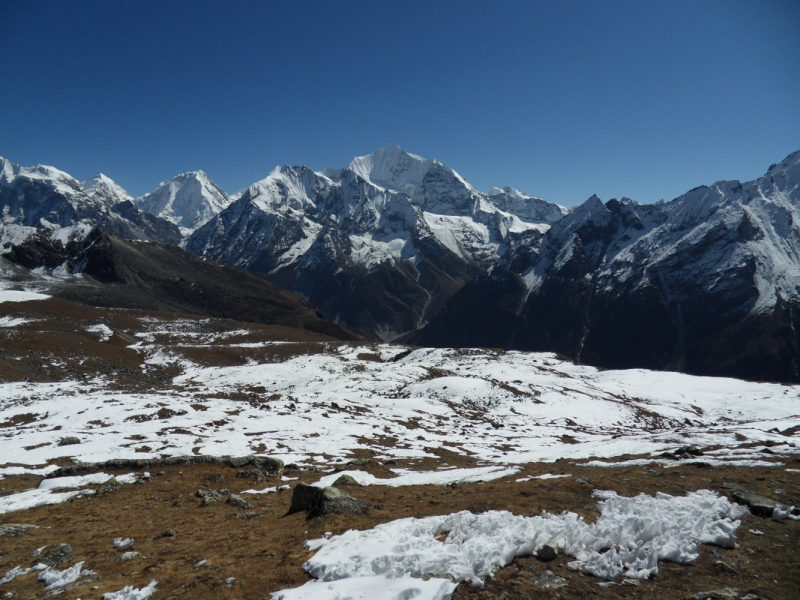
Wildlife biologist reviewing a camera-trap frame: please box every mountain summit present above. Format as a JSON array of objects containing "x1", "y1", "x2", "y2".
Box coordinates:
[{"x1": 135, "y1": 170, "x2": 231, "y2": 234}]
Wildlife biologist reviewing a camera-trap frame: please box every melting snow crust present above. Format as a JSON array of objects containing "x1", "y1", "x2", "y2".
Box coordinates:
[{"x1": 273, "y1": 489, "x2": 747, "y2": 600}]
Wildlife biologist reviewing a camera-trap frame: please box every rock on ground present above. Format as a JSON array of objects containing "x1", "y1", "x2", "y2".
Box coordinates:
[{"x1": 287, "y1": 483, "x2": 371, "y2": 518}]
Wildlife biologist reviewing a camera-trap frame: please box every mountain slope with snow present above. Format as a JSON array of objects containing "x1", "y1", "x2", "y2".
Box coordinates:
[
  {"x1": 0, "y1": 157, "x2": 182, "y2": 257},
  {"x1": 135, "y1": 170, "x2": 231, "y2": 234},
  {"x1": 414, "y1": 149, "x2": 800, "y2": 383},
  {"x1": 187, "y1": 146, "x2": 565, "y2": 340}
]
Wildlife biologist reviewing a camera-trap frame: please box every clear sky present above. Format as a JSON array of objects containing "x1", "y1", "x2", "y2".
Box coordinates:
[{"x1": 1, "y1": 1, "x2": 798, "y2": 206}]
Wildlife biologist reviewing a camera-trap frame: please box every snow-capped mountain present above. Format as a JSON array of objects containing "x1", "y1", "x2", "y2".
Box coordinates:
[
  {"x1": 487, "y1": 186, "x2": 569, "y2": 224},
  {"x1": 80, "y1": 173, "x2": 134, "y2": 205},
  {"x1": 187, "y1": 145, "x2": 566, "y2": 340},
  {"x1": 0, "y1": 157, "x2": 181, "y2": 259},
  {"x1": 413, "y1": 149, "x2": 800, "y2": 383},
  {"x1": 135, "y1": 170, "x2": 231, "y2": 235}
]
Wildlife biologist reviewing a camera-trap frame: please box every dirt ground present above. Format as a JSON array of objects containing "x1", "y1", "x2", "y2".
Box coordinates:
[{"x1": 1, "y1": 457, "x2": 798, "y2": 600}]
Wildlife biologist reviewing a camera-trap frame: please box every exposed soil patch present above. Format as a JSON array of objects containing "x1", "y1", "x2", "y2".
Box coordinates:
[{"x1": 0, "y1": 461, "x2": 798, "y2": 599}]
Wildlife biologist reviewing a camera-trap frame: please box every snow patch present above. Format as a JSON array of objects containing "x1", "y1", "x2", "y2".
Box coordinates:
[{"x1": 274, "y1": 489, "x2": 745, "y2": 599}]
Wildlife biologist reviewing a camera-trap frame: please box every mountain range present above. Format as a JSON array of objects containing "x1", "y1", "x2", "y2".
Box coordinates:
[{"x1": 2, "y1": 145, "x2": 799, "y2": 382}]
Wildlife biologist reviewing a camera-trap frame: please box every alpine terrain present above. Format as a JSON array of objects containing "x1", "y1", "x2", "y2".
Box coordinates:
[
  {"x1": 413, "y1": 150, "x2": 800, "y2": 383},
  {"x1": 186, "y1": 144, "x2": 566, "y2": 340}
]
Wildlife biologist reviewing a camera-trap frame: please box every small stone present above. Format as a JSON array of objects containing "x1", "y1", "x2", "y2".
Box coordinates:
[
  {"x1": 39, "y1": 543, "x2": 73, "y2": 567},
  {"x1": 537, "y1": 545, "x2": 558, "y2": 561},
  {"x1": 748, "y1": 529, "x2": 764, "y2": 535},
  {"x1": 192, "y1": 559, "x2": 208, "y2": 569},
  {"x1": 713, "y1": 561, "x2": 739, "y2": 575},
  {"x1": 96, "y1": 477, "x2": 121, "y2": 496},
  {"x1": 333, "y1": 474, "x2": 361, "y2": 486},
  {"x1": 688, "y1": 589, "x2": 749, "y2": 600},
  {"x1": 621, "y1": 578, "x2": 640, "y2": 586},
  {"x1": 0, "y1": 524, "x2": 38, "y2": 537},
  {"x1": 58, "y1": 436, "x2": 81, "y2": 446},
  {"x1": 224, "y1": 577, "x2": 236, "y2": 588},
  {"x1": 598, "y1": 581, "x2": 618, "y2": 588},
  {"x1": 575, "y1": 477, "x2": 591, "y2": 484},
  {"x1": 4, "y1": 592, "x2": 19, "y2": 598},
  {"x1": 238, "y1": 511, "x2": 260, "y2": 521},
  {"x1": 153, "y1": 528, "x2": 177, "y2": 540},
  {"x1": 227, "y1": 494, "x2": 254, "y2": 510},
  {"x1": 157, "y1": 471, "x2": 166, "y2": 476},
  {"x1": 530, "y1": 570, "x2": 568, "y2": 589},
  {"x1": 119, "y1": 551, "x2": 141, "y2": 564},
  {"x1": 237, "y1": 468, "x2": 265, "y2": 482}
]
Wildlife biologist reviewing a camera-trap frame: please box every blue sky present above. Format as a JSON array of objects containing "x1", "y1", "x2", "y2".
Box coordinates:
[{"x1": 1, "y1": 1, "x2": 798, "y2": 206}]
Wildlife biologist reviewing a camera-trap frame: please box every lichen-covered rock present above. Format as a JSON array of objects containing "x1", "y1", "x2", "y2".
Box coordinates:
[
  {"x1": 196, "y1": 489, "x2": 224, "y2": 506},
  {"x1": 334, "y1": 474, "x2": 361, "y2": 486},
  {"x1": 38, "y1": 544, "x2": 73, "y2": 567},
  {"x1": 153, "y1": 529, "x2": 177, "y2": 540},
  {"x1": 119, "y1": 551, "x2": 142, "y2": 564},
  {"x1": 287, "y1": 483, "x2": 371, "y2": 518},
  {"x1": 237, "y1": 468, "x2": 265, "y2": 482},
  {"x1": 0, "y1": 524, "x2": 38, "y2": 537},
  {"x1": 252, "y1": 456, "x2": 284, "y2": 478},
  {"x1": 96, "y1": 477, "x2": 121, "y2": 496},
  {"x1": 227, "y1": 494, "x2": 254, "y2": 510}
]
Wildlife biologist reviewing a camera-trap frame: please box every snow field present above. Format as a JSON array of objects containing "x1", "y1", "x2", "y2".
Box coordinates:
[
  {"x1": 273, "y1": 489, "x2": 747, "y2": 600},
  {"x1": 0, "y1": 342, "x2": 798, "y2": 468}
]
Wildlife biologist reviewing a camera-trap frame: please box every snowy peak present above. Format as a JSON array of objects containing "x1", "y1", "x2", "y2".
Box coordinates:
[
  {"x1": 0, "y1": 156, "x2": 81, "y2": 196},
  {"x1": 136, "y1": 170, "x2": 231, "y2": 233},
  {"x1": 80, "y1": 174, "x2": 133, "y2": 205},
  {"x1": 243, "y1": 164, "x2": 329, "y2": 214},
  {"x1": 347, "y1": 144, "x2": 436, "y2": 198}
]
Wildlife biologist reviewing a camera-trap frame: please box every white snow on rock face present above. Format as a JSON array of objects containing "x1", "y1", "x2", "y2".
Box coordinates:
[
  {"x1": 272, "y1": 489, "x2": 746, "y2": 599},
  {"x1": 135, "y1": 170, "x2": 230, "y2": 234}
]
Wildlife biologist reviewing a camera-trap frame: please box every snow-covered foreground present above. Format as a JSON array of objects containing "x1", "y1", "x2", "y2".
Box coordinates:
[
  {"x1": 272, "y1": 489, "x2": 748, "y2": 600},
  {"x1": 1, "y1": 331, "x2": 799, "y2": 468}
]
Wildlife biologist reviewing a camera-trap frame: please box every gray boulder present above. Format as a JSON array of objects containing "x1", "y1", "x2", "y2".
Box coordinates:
[
  {"x1": 0, "y1": 524, "x2": 38, "y2": 537},
  {"x1": 38, "y1": 544, "x2": 73, "y2": 567},
  {"x1": 287, "y1": 483, "x2": 371, "y2": 518},
  {"x1": 96, "y1": 477, "x2": 121, "y2": 496},
  {"x1": 196, "y1": 489, "x2": 225, "y2": 506},
  {"x1": 227, "y1": 494, "x2": 254, "y2": 510},
  {"x1": 237, "y1": 468, "x2": 265, "y2": 482},
  {"x1": 730, "y1": 488, "x2": 798, "y2": 518}
]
